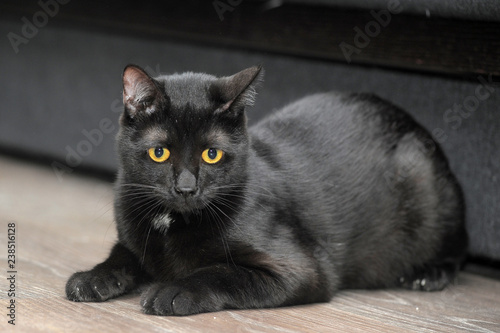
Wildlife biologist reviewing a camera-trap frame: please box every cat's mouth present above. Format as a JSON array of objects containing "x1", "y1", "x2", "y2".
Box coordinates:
[{"x1": 169, "y1": 195, "x2": 208, "y2": 214}]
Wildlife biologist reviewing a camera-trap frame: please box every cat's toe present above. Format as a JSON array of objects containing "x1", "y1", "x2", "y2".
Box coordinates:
[
  {"x1": 141, "y1": 284, "x2": 203, "y2": 316},
  {"x1": 66, "y1": 270, "x2": 127, "y2": 302},
  {"x1": 141, "y1": 283, "x2": 174, "y2": 315},
  {"x1": 141, "y1": 283, "x2": 167, "y2": 315},
  {"x1": 66, "y1": 271, "x2": 103, "y2": 301},
  {"x1": 171, "y1": 290, "x2": 202, "y2": 316},
  {"x1": 399, "y1": 263, "x2": 458, "y2": 292}
]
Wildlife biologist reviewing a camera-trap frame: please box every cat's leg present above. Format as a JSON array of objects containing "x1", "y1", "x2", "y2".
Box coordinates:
[
  {"x1": 66, "y1": 242, "x2": 149, "y2": 302},
  {"x1": 141, "y1": 263, "x2": 327, "y2": 316},
  {"x1": 398, "y1": 214, "x2": 467, "y2": 292}
]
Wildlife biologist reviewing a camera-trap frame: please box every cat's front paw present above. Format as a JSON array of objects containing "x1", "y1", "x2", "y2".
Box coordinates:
[
  {"x1": 66, "y1": 268, "x2": 132, "y2": 302},
  {"x1": 141, "y1": 283, "x2": 217, "y2": 316}
]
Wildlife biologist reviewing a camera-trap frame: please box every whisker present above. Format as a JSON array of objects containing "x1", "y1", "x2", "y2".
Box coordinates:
[{"x1": 204, "y1": 199, "x2": 235, "y2": 266}]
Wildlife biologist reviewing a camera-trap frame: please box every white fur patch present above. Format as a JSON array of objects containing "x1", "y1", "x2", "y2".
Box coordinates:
[
  {"x1": 145, "y1": 106, "x2": 156, "y2": 114},
  {"x1": 152, "y1": 213, "x2": 172, "y2": 234}
]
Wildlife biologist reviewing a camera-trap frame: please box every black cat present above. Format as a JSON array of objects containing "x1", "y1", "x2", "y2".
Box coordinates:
[{"x1": 66, "y1": 65, "x2": 468, "y2": 316}]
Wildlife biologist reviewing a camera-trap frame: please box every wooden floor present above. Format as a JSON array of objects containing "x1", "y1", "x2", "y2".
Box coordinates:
[{"x1": 1, "y1": 155, "x2": 499, "y2": 333}]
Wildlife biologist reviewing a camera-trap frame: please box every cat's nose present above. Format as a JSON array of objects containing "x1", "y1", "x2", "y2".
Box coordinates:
[
  {"x1": 175, "y1": 186, "x2": 197, "y2": 197},
  {"x1": 175, "y1": 170, "x2": 198, "y2": 197}
]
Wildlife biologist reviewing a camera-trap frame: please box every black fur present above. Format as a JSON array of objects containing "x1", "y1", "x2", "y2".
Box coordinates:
[{"x1": 66, "y1": 65, "x2": 468, "y2": 316}]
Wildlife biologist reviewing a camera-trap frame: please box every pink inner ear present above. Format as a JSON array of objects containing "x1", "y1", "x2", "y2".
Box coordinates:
[
  {"x1": 123, "y1": 66, "x2": 149, "y2": 100},
  {"x1": 219, "y1": 99, "x2": 234, "y2": 113}
]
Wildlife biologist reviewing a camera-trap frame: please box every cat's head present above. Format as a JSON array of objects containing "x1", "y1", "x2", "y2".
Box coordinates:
[{"x1": 116, "y1": 64, "x2": 263, "y2": 214}]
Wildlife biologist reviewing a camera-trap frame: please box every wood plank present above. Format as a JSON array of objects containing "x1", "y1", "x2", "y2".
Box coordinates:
[{"x1": 1, "y1": 155, "x2": 499, "y2": 332}]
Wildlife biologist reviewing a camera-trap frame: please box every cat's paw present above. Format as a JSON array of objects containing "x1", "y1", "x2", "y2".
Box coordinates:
[
  {"x1": 66, "y1": 268, "x2": 132, "y2": 302},
  {"x1": 141, "y1": 283, "x2": 215, "y2": 316},
  {"x1": 399, "y1": 264, "x2": 458, "y2": 292}
]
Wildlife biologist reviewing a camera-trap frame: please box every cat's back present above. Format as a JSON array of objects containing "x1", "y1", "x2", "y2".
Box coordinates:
[{"x1": 249, "y1": 91, "x2": 412, "y2": 164}]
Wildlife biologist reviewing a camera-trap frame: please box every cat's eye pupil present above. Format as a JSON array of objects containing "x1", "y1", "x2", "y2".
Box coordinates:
[
  {"x1": 207, "y1": 148, "x2": 218, "y2": 160},
  {"x1": 154, "y1": 148, "x2": 164, "y2": 158}
]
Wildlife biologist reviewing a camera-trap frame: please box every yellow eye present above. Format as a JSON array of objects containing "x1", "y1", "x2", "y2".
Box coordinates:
[
  {"x1": 202, "y1": 148, "x2": 224, "y2": 164},
  {"x1": 148, "y1": 147, "x2": 170, "y2": 163}
]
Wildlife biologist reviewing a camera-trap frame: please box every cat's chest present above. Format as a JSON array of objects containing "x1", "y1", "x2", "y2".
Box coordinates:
[{"x1": 138, "y1": 223, "x2": 230, "y2": 280}]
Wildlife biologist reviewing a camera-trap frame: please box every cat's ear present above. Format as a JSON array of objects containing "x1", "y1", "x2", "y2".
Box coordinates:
[
  {"x1": 212, "y1": 65, "x2": 264, "y2": 116},
  {"x1": 122, "y1": 64, "x2": 163, "y2": 119}
]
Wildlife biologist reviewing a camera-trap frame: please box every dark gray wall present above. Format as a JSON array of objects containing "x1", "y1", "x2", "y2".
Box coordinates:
[{"x1": 1, "y1": 19, "x2": 498, "y2": 260}]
